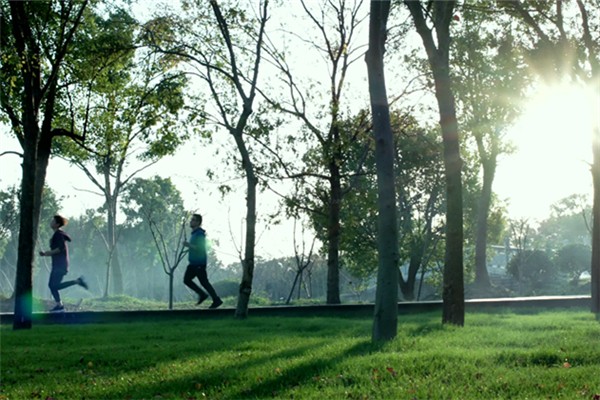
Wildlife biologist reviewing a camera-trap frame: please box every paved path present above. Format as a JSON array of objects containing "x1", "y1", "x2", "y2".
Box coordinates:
[{"x1": 0, "y1": 295, "x2": 591, "y2": 325}]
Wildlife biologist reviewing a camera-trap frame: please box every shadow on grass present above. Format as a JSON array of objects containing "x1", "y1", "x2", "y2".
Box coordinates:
[
  {"x1": 93, "y1": 338, "x2": 382, "y2": 399},
  {"x1": 231, "y1": 339, "x2": 383, "y2": 398}
]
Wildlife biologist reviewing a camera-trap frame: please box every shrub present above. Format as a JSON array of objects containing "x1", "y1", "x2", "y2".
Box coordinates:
[
  {"x1": 554, "y1": 243, "x2": 591, "y2": 283},
  {"x1": 212, "y1": 280, "x2": 239, "y2": 298},
  {"x1": 507, "y1": 250, "x2": 557, "y2": 289}
]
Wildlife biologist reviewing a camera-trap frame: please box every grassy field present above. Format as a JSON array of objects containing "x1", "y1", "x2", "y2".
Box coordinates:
[{"x1": 1, "y1": 309, "x2": 599, "y2": 399}]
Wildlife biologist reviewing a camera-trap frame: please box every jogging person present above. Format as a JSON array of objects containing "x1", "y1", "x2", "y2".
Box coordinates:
[
  {"x1": 39, "y1": 215, "x2": 88, "y2": 312},
  {"x1": 183, "y1": 213, "x2": 222, "y2": 309}
]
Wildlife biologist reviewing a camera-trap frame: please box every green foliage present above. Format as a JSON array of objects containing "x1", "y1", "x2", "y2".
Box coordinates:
[
  {"x1": 50, "y1": 4, "x2": 189, "y2": 174},
  {"x1": 1, "y1": 1, "x2": 85, "y2": 127},
  {"x1": 320, "y1": 110, "x2": 446, "y2": 285},
  {"x1": 500, "y1": 0, "x2": 599, "y2": 83},
  {"x1": 212, "y1": 279, "x2": 239, "y2": 298},
  {"x1": 534, "y1": 194, "x2": 592, "y2": 252},
  {"x1": 554, "y1": 244, "x2": 592, "y2": 282},
  {"x1": 121, "y1": 176, "x2": 188, "y2": 282},
  {"x1": 122, "y1": 176, "x2": 185, "y2": 226},
  {"x1": 1, "y1": 310, "x2": 598, "y2": 399},
  {"x1": 507, "y1": 250, "x2": 557, "y2": 289}
]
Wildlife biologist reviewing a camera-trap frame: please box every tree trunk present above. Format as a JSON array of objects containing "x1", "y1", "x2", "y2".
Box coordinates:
[
  {"x1": 399, "y1": 242, "x2": 424, "y2": 301},
  {"x1": 13, "y1": 119, "x2": 52, "y2": 329},
  {"x1": 168, "y1": 271, "x2": 174, "y2": 310},
  {"x1": 326, "y1": 162, "x2": 342, "y2": 304},
  {"x1": 286, "y1": 271, "x2": 301, "y2": 305},
  {"x1": 234, "y1": 132, "x2": 258, "y2": 319},
  {"x1": 103, "y1": 167, "x2": 123, "y2": 296},
  {"x1": 108, "y1": 198, "x2": 123, "y2": 295},
  {"x1": 367, "y1": 0, "x2": 399, "y2": 342},
  {"x1": 437, "y1": 71, "x2": 465, "y2": 326},
  {"x1": 13, "y1": 147, "x2": 38, "y2": 330},
  {"x1": 474, "y1": 158, "x2": 495, "y2": 288},
  {"x1": 406, "y1": 0, "x2": 464, "y2": 326}
]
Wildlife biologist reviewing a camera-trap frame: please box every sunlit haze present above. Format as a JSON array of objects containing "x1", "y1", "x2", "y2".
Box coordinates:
[{"x1": 494, "y1": 82, "x2": 596, "y2": 221}]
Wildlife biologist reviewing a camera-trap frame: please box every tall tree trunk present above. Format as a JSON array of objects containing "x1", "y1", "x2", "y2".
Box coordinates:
[
  {"x1": 11, "y1": 0, "x2": 43, "y2": 329},
  {"x1": 437, "y1": 70, "x2": 465, "y2": 326},
  {"x1": 107, "y1": 202, "x2": 123, "y2": 295},
  {"x1": 367, "y1": 0, "x2": 399, "y2": 342},
  {"x1": 206, "y1": 0, "x2": 266, "y2": 319},
  {"x1": 103, "y1": 166, "x2": 123, "y2": 296},
  {"x1": 474, "y1": 158, "x2": 495, "y2": 288},
  {"x1": 169, "y1": 272, "x2": 174, "y2": 310},
  {"x1": 234, "y1": 132, "x2": 258, "y2": 319},
  {"x1": 13, "y1": 147, "x2": 38, "y2": 330},
  {"x1": 406, "y1": 0, "x2": 464, "y2": 326},
  {"x1": 326, "y1": 162, "x2": 342, "y2": 304},
  {"x1": 14, "y1": 122, "x2": 52, "y2": 329}
]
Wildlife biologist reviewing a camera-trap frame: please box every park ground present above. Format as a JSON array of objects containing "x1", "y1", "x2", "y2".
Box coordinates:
[{"x1": 1, "y1": 308, "x2": 599, "y2": 399}]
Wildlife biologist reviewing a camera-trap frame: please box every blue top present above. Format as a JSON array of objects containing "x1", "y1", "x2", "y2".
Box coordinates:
[{"x1": 188, "y1": 227, "x2": 207, "y2": 266}]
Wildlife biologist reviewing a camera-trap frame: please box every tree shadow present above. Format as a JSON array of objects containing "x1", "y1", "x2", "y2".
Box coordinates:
[{"x1": 94, "y1": 338, "x2": 381, "y2": 399}]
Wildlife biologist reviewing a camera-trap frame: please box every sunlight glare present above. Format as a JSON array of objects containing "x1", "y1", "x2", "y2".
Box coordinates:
[{"x1": 495, "y1": 82, "x2": 597, "y2": 221}]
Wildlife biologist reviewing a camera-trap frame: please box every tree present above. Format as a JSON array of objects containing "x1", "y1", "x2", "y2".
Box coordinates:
[
  {"x1": 284, "y1": 218, "x2": 317, "y2": 304},
  {"x1": 451, "y1": 3, "x2": 527, "y2": 288},
  {"x1": 404, "y1": 0, "x2": 464, "y2": 325},
  {"x1": 499, "y1": 0, "x2": 599, "y2": 313},
  {"x1": 122, "y1": 177, "x2": 188, "y2": 309},
  {"x1": 507, "y1": 249, "x2": 557, "y2": 292},
  {"x1": 1, "y1": 1, "x2": 90, "y2": 329},
  {"x1": 261, "y1": 0, "x2": 369, "y2": 305},
  {"x1": 555, "y1": 244, "x2": 592, "y2": 285},
  {"x1": 366, "y1": 0, "x2": 399, "y2": 341},
  {"x1": 143, "y1": 0, "x2": 270, "y2": 318},
  {"x1": 54, "y1": 9, "x2": 187, "y2": 297},
  {"x1": 334, "y1": 111, "x2": 446, "y2": 301},
  {"x1": 508, "y1": 218, "x2": 535, "y2": 254},
  {"x1": 534, "y1": 194, "x2": 592, "y2": 252}
]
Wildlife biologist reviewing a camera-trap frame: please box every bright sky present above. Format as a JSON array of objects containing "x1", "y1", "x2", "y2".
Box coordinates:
[{"x1": 494, "y1": 82, "x2": 596, "y2": 221}]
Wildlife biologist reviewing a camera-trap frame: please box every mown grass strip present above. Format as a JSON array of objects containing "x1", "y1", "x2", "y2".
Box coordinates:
[{"x1": 1, "y1": 309, "x2": 598, "y2": 399}]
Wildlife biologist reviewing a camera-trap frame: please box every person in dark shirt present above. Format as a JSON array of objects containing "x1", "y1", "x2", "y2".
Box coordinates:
[
  {"x1": 39, "y1": 215, "x2": 88, "y2": 312},
  {"x1": 183, "y1": 213, "x2": 222, "y2": 309}
]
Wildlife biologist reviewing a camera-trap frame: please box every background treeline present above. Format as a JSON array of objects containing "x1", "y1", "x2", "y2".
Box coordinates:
[
  {"x1": 0, "y1": 181, "x2": 591, "y2": 309},
  {"x1": 0, "y1": 1, "x2": 596, "y2": 316}
]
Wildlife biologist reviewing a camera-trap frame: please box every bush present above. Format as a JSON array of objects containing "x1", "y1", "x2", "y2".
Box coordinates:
[
  {"x1": 212, "y1": 280, "x2": 239, "y2": 298},
  {"x1": 554, "y1": 243, "x2": 591, "y2": 283},
  {"x1": 507, "y1": 250, "x2": 557, "y2": 289}
]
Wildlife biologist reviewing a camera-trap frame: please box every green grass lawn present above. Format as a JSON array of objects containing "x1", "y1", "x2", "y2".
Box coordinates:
[{"x1": 1, "y1": 309, "x2": 599, "y2": 399}]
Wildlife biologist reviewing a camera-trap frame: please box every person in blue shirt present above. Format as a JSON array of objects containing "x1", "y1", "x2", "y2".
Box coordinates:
[
  {"x1": 183, "y1": 213, "x2": 222, "y2": 309},
  {"x1": 39, "y1": 215, "x2": 88, "y2": 312}
]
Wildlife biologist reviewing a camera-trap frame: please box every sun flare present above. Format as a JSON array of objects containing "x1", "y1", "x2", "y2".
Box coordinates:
[
  {"x1": 495, "y1": 82, "x2": 597, "y2": 220},
  {"x1": 515, "y1": 83, "x2": 596, "y2": 162}
]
